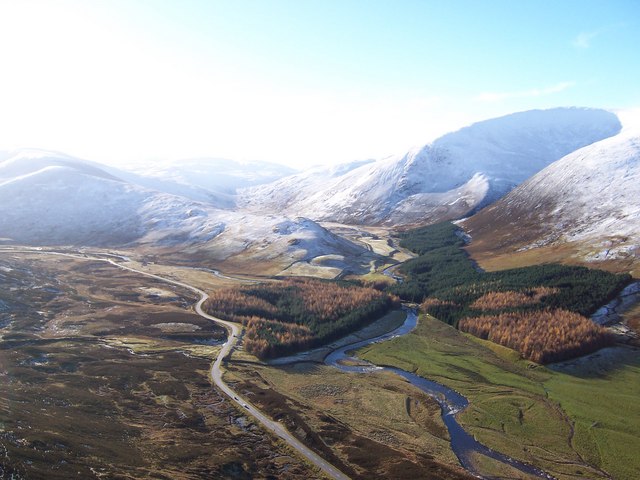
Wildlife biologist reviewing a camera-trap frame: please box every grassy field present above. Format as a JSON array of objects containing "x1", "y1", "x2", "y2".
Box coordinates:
[
  {"x1": 224, "y1": 310, "x2": 475, "y2": 479},
  {"x1": 546, "y1": 347, "x2": 640, "y2": 480},
  {"x1": 358, "y1": 314, "x2": 640, "y2": 480},
  {"x1": 355, "y1": 271, "x2": 398, "y2": 286}
]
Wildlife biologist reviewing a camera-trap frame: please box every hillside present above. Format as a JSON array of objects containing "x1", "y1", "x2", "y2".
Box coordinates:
[
  {"x1": 0, "y1": 151, "x2": 224, "y2": 246},
  {"x1": 240, "y1": 108, "x2": 621, "y2": 226},
  {"x1": 389, "y1": 222, "x2": 630, "y2": 363},
  {"x1": 462, "y1": 115, "x2": 640, "y2": 274},
  {"x1": 0, "y1": 150, "x2": 374, "y2": 276}
]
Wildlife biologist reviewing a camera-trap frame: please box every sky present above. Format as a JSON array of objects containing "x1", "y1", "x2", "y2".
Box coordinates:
[{"x1": 0, "y1": 0, "x2": 638, "y2": 169}]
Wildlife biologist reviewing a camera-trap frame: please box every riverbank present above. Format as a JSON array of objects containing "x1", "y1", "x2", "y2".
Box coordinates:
[
  {"x1": 226, "y1": 349, "x2": 472, "y2": 479},
  {"x1": 328, "y1": 310, "x2": 554, "y2": 480},
  {"x1": 268, "y1": 309, "x2": 408, "y2": 365},
  {"x1": 359, "y1": 314, "x2": 640, "y2": 480}
]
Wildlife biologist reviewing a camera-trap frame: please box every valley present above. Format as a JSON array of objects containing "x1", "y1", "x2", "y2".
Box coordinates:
[
  {"x1": 2, "y1": 221, "x2": 639, "y2": 479},
  {"x1": 2, "y1": 0, "x2": 640, "y2": 475},
  {"x1": 359, "y1": 315, "x2": 640, "y2": 480},
  {"x1": 2, "y1": 107, "x2": 640, "y2": 480}
]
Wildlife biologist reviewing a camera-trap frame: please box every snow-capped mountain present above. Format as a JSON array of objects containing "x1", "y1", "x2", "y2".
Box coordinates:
[
  {"x1": 240, "y1": 108, "x2": 622, "y2": 226},
  {"x1": 0, "y1": 149, "x2": 121, "y2": 182},
  {"x1": 0, "y1": 151, "x2": 373, "y2": 276},
  {"x1": 1, "y1": 107, "x2": 633, "y2": 274},
  {"x1": 110, "y1": 158, "x2": 296, "y2": 207},
  {"x1": 0, "y1": 151, "x2": 225, "y2": 246},
  {"x1": 462, "y1": 114, "x2": 640, "y2": 268}
]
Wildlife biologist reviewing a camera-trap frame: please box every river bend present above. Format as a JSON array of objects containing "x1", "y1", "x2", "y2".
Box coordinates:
[{"x1": 325, "y1": 307, "x2": 555, "y2": 480}]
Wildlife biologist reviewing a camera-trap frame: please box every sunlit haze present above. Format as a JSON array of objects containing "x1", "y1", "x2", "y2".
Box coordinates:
[{"x1": 0, "y1": 0, "x2": 638, "y2": 168}]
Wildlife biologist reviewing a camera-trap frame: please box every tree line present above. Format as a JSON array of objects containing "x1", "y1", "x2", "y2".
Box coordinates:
[{"x1": 469, "y1": 287, "x2": 559, "y2": 310}]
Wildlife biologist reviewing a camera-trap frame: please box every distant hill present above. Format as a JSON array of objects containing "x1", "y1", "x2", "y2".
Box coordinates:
[
  {"x1": 240, "y1": 108, "x2": 621, "y2": 226},
  {"x1": 113, "y1": 157, "x2": 296, "y2": 207},
  {"x1": 0, "y1": 150, "x2": 223, "y2": 246},
  {"x1": 0, "y1": 150, "x2": 373, "y2": 276}
]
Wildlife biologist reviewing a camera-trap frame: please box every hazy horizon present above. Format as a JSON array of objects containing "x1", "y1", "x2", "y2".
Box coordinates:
[{"x1": 1, "y1": 0, "x2": 638, "y2": 169}]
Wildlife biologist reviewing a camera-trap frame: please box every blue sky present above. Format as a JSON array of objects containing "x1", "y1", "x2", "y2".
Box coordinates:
[{"x1": 0, "y1": 0, "x2": 638, "y2": 167}]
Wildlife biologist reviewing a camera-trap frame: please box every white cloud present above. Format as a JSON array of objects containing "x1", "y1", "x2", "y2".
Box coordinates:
[
  {"x1": 572, "y1": 23, "x2": 625, "y2": 49},
  {"x1": 475, "y1": 82, "x2": 575, "y2": 103},
  {"x1": 572, "y1": 31, "x2": 599, "y2": 49}
]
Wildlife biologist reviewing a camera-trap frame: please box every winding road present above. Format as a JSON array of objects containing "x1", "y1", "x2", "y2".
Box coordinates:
[{"x1": 0, "y1": 247, "x2": 350, "y2": 480}]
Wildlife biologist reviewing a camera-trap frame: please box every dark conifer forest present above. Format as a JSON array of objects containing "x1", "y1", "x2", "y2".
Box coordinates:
[{"x1": 391, "y1": 222, "x2": 630, "y2": 363}]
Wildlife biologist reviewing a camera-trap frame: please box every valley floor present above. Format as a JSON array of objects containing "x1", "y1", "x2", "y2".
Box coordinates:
[
  {"x1": 0, "y1": 251, "x2": 317, "y2": 479},
  {"x1": 359, "y1": 315, "x2": 640, "y2": 480},
  {"x1": 2, "y1": 232, "x2": 639, "y2": 480}
]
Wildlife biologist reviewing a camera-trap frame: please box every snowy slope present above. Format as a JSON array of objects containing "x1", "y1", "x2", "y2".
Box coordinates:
[
  {"x1": 0, "y1": 149, "x2": 122, "y2": 182},
  {"x1": 240, "y1": 108, "x2": 622, "y2": 225},
  {"x1": 0, "y1": 152, "x2": 224, "y2": 245},
  {"x1": 196, "y1": 214, "x2": 373, "y2": 276},
  {"x1": 462, "y1": 115, "x2": 640, "y2": 266},
  {"x1": 110, "y1": 157, "x2": 296, "y2": 207},
  {"x1": 134, "y1": 157, "x2": 296, "y2": 192},
  {"x1": 0, "y1": 150, "x2": 371, "y2": 275}
]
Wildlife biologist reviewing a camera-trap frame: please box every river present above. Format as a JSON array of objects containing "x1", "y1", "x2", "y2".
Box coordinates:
[{"x1": 325, "y1": 307, "x2": 555, "y2": 480}]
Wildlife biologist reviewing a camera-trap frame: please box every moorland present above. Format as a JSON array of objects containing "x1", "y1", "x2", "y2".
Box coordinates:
[{"x1": 1, "y1": 220, "x2": 639, "y2": 480}]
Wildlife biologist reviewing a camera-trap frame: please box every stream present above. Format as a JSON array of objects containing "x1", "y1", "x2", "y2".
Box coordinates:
[
  {"x1": 325, "y1": 307, "x2": 555, "y2": 480},
  {"x1": 590, "y1": 281, "x2": 640, "y2": 340}
]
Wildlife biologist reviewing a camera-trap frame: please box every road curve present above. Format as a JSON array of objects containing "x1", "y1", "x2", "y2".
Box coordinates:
[{"x1": 0, "y1": 247, "x2": 350, "y2": 480}]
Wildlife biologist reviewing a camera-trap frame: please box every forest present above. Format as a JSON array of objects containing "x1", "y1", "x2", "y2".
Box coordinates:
[
  {"x1": 391, "y1": 222, "x2": 630, "y2": 363},
  {"x1": 459, "y1": 309, "x2": 613, "y2": 363},
  {"x1": 204, "y1": 278, "x2": 397, "y2": 359}
]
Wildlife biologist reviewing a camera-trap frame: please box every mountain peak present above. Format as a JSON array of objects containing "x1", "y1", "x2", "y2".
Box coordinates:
[{"x1": 241, "y1": 107, "x2": 622, "y2": 226}]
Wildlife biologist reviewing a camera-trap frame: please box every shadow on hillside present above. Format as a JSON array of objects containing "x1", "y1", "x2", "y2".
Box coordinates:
[{"x1": 547, "y1": 344, "x2": 640, "y2": 378}]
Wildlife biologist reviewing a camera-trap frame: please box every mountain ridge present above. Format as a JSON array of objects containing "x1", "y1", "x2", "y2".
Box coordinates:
[
  {"x1": 2, "y1": 107, "x2": 636, "y2": 273},
  {"x1": 462, "y1": 123, "x2": 640, "y2": 273},
  {"x1": 0, "y1": 151, "x2": 375, "y2": 277},
  {"x1": 239, "y1": 107, "x2": 622, "y2": 226}
]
